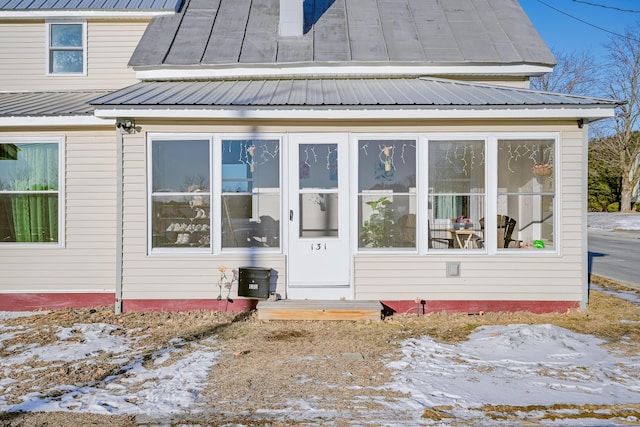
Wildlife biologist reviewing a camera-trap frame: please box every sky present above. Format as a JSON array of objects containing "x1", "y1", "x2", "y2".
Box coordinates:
[{"x1": 519, "y1": 0, "x2": 640, "y2": 60}]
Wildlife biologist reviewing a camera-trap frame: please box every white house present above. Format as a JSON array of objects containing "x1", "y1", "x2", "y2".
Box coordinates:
[{"x1": 0, "y1": 0, "x2": 619, "y2": 314}]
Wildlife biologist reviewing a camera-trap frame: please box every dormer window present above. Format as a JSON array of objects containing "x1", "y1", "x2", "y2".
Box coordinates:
[{"x1": 46, "y1": 22, "x2": 86, "y2": 75}]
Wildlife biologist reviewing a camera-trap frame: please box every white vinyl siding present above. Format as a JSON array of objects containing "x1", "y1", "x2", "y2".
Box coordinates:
[
  {"x1": 0, "y1": 20, "x2": 146, "y2": 91},
  {"x1": 0, "y1": 129, "x2": 117, "y2": 293},
  {"x1": 114, "y1": 121, "x2": 583, "y2": 306},
  {"x1": 122, "y1": 131, "x2": 287, "y2": 301},
  {"x1": 354, "y1": 126, "x2": 584, "y2": 305}
]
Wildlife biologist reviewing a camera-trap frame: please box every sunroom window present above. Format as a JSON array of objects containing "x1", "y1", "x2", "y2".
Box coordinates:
[
  {"x1": 221, "y1": 139, "x2": 280, "y2": 249},
  {"x1": 497, "y1": 139, "x2": 555, "y2": 250},
  {"x1": 0, "y1": 142, "x2": 60, "y2": 243},
  {"x1": 358, "y1": 139, "x2": 417, "y2": 249},
  {"x1": 151, "y1": 140, "x2": 210, "y2": 250},
  {"x1": 428, "y1": 140, "x2": 486, "y2": 250},
  {"x1": 47, "y1": 22, "x2": 85, "y2": 74}
]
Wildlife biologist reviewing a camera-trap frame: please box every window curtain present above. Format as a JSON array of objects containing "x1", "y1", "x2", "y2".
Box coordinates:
[
  {"x1": 436, "y1": 196, "x2": 456, "y2": 220},
  {"x1": 8, "y1": 144, "x2": 58, "y2": 242}
]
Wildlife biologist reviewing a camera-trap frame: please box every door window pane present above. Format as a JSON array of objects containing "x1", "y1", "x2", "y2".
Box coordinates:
[
  {"x1": 299, "y1": 144, "x2": 338, "y2": 189},
  {"x1": 358, "y1": 140, "x2": 416, "y2": 249},
  {"x1": 221, "y1": 139, "x2": 280, "y2": 248},
  {"x1": 497, "y1": 139, "x2": 555, "y2": 250},
  {"x1": 298, "y1": 144, "x2": 339, "y2": 238},
  {"x1": 299, "y1": 193, "x2": 338, "y2": 237}
]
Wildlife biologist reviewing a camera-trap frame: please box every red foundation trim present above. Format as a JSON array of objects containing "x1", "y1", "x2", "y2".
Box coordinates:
[
  {"x1": 382, "y1": 300, "x2": 580, "y2": 315},
  {"x1": 122, "y1": 298, "x2": 258, "y2": 313},
  {"x1": 0, "y1": 293, "x2": 115, "y2": 311}
]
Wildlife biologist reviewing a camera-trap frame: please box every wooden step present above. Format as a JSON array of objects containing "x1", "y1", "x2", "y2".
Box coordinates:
[{"x1": 256, "y1": 300, "x2": 382, "y2": 321}]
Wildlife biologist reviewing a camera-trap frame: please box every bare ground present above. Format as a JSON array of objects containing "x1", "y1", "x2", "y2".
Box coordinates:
[{"x1": 1, "y1": 277, "x2": 640, "y2": 426}]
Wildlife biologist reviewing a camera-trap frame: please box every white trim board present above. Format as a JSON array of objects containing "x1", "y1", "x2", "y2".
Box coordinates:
[
  {"x1": 93, "y1": 107, "x2": 614, "y2": 121},
  {"x1": 134, "y1": 64, "x2": 554, "y2": 80}
]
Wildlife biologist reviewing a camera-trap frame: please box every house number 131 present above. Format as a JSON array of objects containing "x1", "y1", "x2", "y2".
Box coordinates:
[{"x1": 311, "y1": 243, "x2": 327, "y2": 251}]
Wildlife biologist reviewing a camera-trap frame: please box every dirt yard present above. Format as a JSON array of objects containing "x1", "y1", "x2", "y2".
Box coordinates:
[{"x1": 2, "y1": 277, "x2": 640, "y2": 426}]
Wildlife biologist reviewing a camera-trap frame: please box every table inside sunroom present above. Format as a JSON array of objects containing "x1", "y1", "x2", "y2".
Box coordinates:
[{"x1": 448, "y1": 228, "x2": 481, "y2": 249}]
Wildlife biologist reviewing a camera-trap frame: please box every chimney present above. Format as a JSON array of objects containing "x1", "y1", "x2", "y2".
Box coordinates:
[{"x1": 279, "y1": 0, "x2": 304, "y2": 37}]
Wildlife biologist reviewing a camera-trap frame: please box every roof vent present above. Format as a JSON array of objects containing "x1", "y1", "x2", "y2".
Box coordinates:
[{"x1": 279, "y1": 0, "x2": 304, "y2": 37}]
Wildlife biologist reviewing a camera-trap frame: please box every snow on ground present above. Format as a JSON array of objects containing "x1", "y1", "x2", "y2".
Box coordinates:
[
  {"x1": 588, "y1": 212, "x2": 640, "y2": 231},
  {"x1": 387, "y1": 325, "x2": 640, "y2": 416},
  {"x1": 2, "y1": 319, "x2": 640, "y2": 425},
  {"x1": 0, "y1": 212, "x2": 639, "y2": 424}
]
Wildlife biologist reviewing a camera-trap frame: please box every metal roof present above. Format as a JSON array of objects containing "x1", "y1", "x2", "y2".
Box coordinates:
[
  {"x1": 0, "y1": 0, "x2": 182, "y2": 12},
  {"x1": 90, "y1": 78, "x2": 618, "y2": 109},
  {"x1": 0, "y1": 91, "x2": 108, "y2": 117},
  {"x1": 129, "y1": 0, "x2": 556, "y2": 68}
]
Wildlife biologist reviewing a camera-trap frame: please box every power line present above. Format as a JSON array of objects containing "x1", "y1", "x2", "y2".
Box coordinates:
[
  {"x1": 571, "y1": 0, "x2": 640, "y2": 14},
  {"x1": 534, "y1": 0, "x2": 640, "y2": 43}
]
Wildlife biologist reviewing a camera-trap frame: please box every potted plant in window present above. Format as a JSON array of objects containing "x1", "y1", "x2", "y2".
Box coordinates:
[
  {"x1": 360, "y1": 196, "x2": 395, "y2": 247},
  {"x1": 451, "y1": 215, "x2": 471, "y2": 230},
  {"x1": 533, "y1": 162, "x2": 552, "y2": 177}
]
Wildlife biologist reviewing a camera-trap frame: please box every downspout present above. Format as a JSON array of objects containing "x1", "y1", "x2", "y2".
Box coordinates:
[
  {"x1": 580, "y1": 119, "x2": 589, "y2": 311},
  {"x1": 115, "y1": 125, "x2": 124, "y2": 314}
]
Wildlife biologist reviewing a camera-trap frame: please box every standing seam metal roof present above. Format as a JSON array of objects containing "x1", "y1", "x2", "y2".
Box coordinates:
[
  {"x1": 0, "y1": 91, "x2": 109, "y2": 116},
  {"x1": 129, "y1": 0, "x2": 556, "y2": 68},
  {"x1": 89, "y1": 78, "x2": 619, "y2": 108},
  {"x1": 0, "y1": 0, "x2": 183, "y2": 11}
]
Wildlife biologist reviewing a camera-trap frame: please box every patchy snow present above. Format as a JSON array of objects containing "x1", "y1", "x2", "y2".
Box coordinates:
[
  {"x1": 0, "y1": 212, "x2": 639, "y2": 424},
  {"x1": 588, "y1": 212, "x2": 640, "y2": 231},
  {"x1": 387, "y1": 325, "x2": 640, "y2": 414},
  {"x1": 1, "y1": 319, "x2": 640, "y2": 425}
]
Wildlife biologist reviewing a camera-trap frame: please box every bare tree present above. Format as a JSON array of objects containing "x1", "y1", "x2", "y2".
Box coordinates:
[
  {"x1": 599, "y1": 26, "x2": 640, "y2": 212},
  {"x1": 531, "y1": 49, "x2": 599, "y2": 95}
]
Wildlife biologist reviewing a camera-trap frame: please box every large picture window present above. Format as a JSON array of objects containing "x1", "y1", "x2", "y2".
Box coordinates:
[
  {"x1": 0, "y1": 142, "x2": 60, "y2": 243},
  {"x1": 47, "y1": 22, "x2": 85, "y2": 74},
  {"x1": 151, "y1": 139, "x2": 210, "y2": 250},
  {"x1": 221, "y1": 139, "x2": 280, "y2": 249},
  {"x1": 497, "y1": 139, "x2": 555, "y2": 250},
  {"x1": 358, "y1": 139, "x2": 417, "y2": 249},
  {"x1": 428, "y1": 140, "x2": 486, "y2": 250}
]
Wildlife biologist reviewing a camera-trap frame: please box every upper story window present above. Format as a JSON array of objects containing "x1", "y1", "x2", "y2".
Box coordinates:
[
  {"x1": 0, "y1": 141, "x2": 62, "y2": 244},
  {"x1": 47, "y1": 22, "x2": 86, "y2": 75}
]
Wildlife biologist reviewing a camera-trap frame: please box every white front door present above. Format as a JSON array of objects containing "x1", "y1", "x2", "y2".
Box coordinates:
[{"x1": 287, "y1": 133, "x2": 351, "y2": 300}]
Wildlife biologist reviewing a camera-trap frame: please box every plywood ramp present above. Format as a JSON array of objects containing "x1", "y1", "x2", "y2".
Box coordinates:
[{"x1": 257, "y1": 300, "x2": 382, "y2": 321}]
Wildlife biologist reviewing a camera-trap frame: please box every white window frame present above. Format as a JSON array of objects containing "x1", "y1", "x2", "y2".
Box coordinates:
[
  {"x1": 0, "y1": 137, "x2": 65, "y2": 247},
  {"x1": 147, "y1": 134, "x2": 213, "y2": 255},
  {"x1": 147, "y1": 133, "x2": 284, "y2": 255},
  {"x1": 45, "y1": 21, "x2": 87, "y2": 76},
  {"x1": 492, "y1": 133, "x2": 559, "y2": 255},
  {"x1": 418, "y1": 132, "x2": 558, "y2": 255},
  {"x1": 216, "y1": 133, "x2": 284, "y2": 254},
  {"x1": 352, "y1": 134, "x2": 420, "y2": 253},
  {"x1": 421, "y1": 134, "x2": 488, "y2": 254}
]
